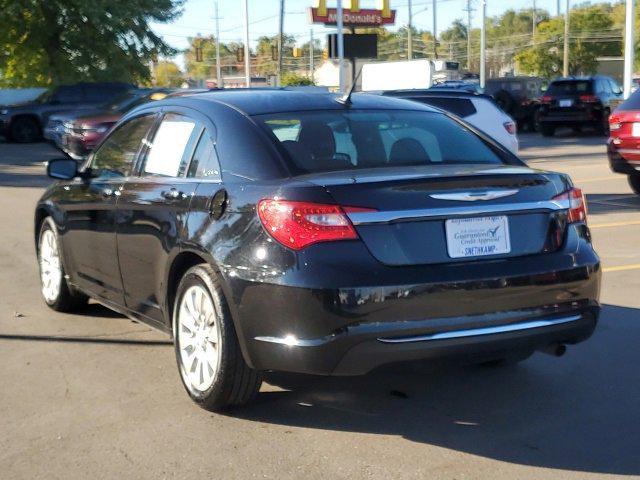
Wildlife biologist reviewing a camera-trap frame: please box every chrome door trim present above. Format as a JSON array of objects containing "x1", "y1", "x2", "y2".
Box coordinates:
[
  {"x1": 376, "y1": 314, "x2": 582, "y2": 343},
  {"x1": 347, "y1": 199, "x2": 570, "y2": 225}
]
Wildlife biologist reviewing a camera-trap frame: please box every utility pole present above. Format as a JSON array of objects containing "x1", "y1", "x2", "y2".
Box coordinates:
[
  {"x1": 557, "y1": 0, "x2": 561, "y2": 16},
  {"x1": 277, "y1": 0, "x2": 284, "y2": 86},
  {"x1": 532, "y1": 0, "x2": 536, "y2": 36},
  {"x1": 408, "y1": 0, "x2": 413, "y2": 60},
  {"x1": 337, "y1": 0, "x2": 345, "y2": 92},
  {"x1": 563, "y1": 0, "x2": 569, "y2": 77},
  {"x1": 215, "y1": 1, "x2": 222, "y2": 88},
  {"x1": 243, "y1": 0, "x2": 250, "y2": 87},
  {"x1": 309, "y1": 29, "x2": 314, "y2": 78},
  {"x1": 623, "y1": 0, "x2": 635, "y2": 99},
  {"x1": 480, "y1": 0, "x2": 486, "y2": 88},
  {"x1": 464, "y1": 0, "x2": 473, "y2": 70},
  {"x1": 432, "y1": 0, "x2": 437, "y2": 59}
]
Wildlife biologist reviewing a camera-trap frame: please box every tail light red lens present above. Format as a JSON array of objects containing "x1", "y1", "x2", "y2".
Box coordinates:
[
  {"x1": 257, "y1": 200, "x2": 373, "y2": 250},
  {"x1": 503, "y1": 121, "x2": 517, "y2": 135},
  {"x1": 552, "y1": 187, "x2": 587, "y2": 224},
  {"x1": 579, "y1": 94, "x2": 598, "y2": 103},
  {"x1": 541, "y1": 95, "x2": 553, "y2": 104}
]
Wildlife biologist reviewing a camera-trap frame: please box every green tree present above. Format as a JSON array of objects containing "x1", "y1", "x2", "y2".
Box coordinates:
[
  {"x1": 0, "y1": 0, "x2": 183, "y2": 87},
  {"x1": 280, "y1": 71, "x2": 314, "y2": 86},
  {"x1": 515, "y1": 4, "x2": 620, "y2": 77},
  {"x1": 154, "y1": 60, "x2": 183, "y2": 87},
  {"x1": 184, "y1": 35, "x2": 234, "y2": 83}
]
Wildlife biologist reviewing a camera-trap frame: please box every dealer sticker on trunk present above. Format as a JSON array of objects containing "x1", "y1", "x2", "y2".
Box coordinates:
[{"x1": 445, "y1": 216, "x2": 511, "y2": 259}]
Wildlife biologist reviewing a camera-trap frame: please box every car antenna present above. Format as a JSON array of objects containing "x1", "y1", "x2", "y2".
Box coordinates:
[{"x1": 337, "y1": 66, "x2": 363, "y2": 106}]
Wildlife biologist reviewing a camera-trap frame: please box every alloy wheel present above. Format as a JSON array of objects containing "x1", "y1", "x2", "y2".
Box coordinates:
[
  {"x1": 177, "y1": 285, "x2": 221, "y2": 393},
  {"x1": 39, "y1": 229, "x2": 62, "y2": 303}
]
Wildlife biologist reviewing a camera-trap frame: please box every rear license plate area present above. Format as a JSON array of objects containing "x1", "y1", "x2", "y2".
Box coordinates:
[{"x1": 445, "y1": 216, "x2": 511, "y2": 259}]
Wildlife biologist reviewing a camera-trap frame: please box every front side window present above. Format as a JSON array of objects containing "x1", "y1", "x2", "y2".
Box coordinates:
[
  {"x1": 255, "y1": 110, "x2": 506, "y2": 175},
  {"x1": 91, "y1": 114, "x2": 155, "y2": 178},
  {"x1": 143, "y1": 114, "x2": 201, "y2": 177}
]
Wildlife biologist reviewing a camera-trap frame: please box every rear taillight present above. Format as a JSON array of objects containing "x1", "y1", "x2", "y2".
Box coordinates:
[
  {"x1": 503, "y1": 121, "x2": 517, "y2": 135},
  {"x1": 552, "y1": 187, "x2": 587, "y2": 224},
  {"x1": 541, "y1": 95, "x2": 553, "y2": 104},
  {"x1": 257, "y1": 200, "x2": 373, "y2": 250},
  {"x1": 579, "y1": 94, "x2": 598, "y2": 103}
]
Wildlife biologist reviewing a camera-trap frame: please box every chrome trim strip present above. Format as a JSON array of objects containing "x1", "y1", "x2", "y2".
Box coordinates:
[
  {"x1": 429, "y1": 189, "x2": 519, "y2": 202},
  {"x1": 376, "y1": 314, "x2": 582, "y2": 344},
  {"x1": 254, "y1": 334, "x2": 336, "y2": 347},
  {"x1": 347, "y1": 199, "x2": 570, "y2": 225}
]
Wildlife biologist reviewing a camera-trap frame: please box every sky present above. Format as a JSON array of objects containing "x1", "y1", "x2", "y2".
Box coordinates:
[{"x1": 150, "y1": 0, "x2": 615, "y2": 63}]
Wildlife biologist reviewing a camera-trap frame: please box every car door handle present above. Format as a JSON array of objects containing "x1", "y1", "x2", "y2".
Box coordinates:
[{"x1": 162, "y1": 189, "x2": 184, "y2": 200}]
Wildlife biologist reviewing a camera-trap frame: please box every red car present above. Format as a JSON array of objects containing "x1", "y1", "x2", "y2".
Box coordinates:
[
  {"x1": 60, "y1": 90, "x2": 170, "y2": 159},
  {"x1": 608, "y1": 91, "x2": 640, "y2": 194}
]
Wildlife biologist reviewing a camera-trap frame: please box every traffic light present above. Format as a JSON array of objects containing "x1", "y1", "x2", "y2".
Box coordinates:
[
  {"x1": 195, "y1": 46, "x2": 203, "y2": 62},
  {"x1": 271, "y1": 45, "x2": 278, "y2": 61},
  {"x1": 293, "y1": 47, "x2": 301, "y2": 58},
  {"x1": 236, "y1": 48, "x2": 244, "y2": 63},
  {"x1": 322, "y1": 48, "x2": 328, "y2": 60}
]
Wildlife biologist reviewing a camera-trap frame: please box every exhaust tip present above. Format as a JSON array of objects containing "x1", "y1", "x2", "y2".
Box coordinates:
[{"x1": 541, "y1": 343, "x2": 567, "y2": 357}]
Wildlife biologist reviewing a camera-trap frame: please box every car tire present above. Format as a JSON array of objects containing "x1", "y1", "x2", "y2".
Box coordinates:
[
  {"x1": 37, "y1": 217, "x2": 88, "y2": 312},
  {"x1": 494, "y1": 90, "x2": 514, "y2": 115},
  {"x1": 597, "y1": 109, "x2": 610, "y2": 136},
  {"x1": 173, "y1": 264, "x2": 262, "y2": 411},
  {"x1": 628, "y1": 175, "x2": 640, "y2": 195},
  {"x1": 10, "y1": 117, "x2": 41, "y2": 143},
  {"x1": 540, "y1": 123, "x2": 555, "y2": 137}
]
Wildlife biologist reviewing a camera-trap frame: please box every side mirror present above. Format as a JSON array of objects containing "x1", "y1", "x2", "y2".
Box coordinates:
[{"x1": 47, "y1": 158, "x2": 78, "y2": 180}]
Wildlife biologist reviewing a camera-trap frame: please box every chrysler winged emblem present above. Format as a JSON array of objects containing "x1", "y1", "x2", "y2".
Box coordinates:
[{"x1": 429, "y1": 189, "x2": 519, "y2": 201}]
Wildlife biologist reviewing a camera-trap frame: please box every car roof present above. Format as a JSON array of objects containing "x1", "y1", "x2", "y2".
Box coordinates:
[
  {"x1": 151, "y1": 90, "x2": 439, "y2": 116},
  {"x1": 379, "y1": 89, "x2": 493, "y2": 100},
  {"x1": 550, "y1": 76, "x2": 602, "y2": 82},
  {"x1": 486, "y1": 76, "x2": 541, "y2": 82}
]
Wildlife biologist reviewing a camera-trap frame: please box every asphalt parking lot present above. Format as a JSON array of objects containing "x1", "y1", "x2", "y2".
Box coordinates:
[{"x1": 1, "y1": 132, "x2": 639, "y2": 479}]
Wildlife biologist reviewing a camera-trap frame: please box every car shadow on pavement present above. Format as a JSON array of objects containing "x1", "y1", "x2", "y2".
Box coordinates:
[
  {"x1": 231, "y1": 304, "x2": 640, "y2": 476},
  {"x1": 586, "y1": 193, "x2": 640, "y2": 215}
]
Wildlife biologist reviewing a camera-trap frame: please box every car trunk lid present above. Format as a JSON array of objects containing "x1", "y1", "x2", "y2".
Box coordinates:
[{"x1": 300, "y1": 164, "x2": 571, "y2": 266}]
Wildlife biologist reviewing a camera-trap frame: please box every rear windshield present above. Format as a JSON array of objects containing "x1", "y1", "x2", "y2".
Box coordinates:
[
  {"x1": 547, "y1": 80, "x2": 592, "y2": 95},
  {"x1": 254, "y1": 110, "x2": 506, "y2": 175},
  {"x1": 407, "y1": 97, "x2": 477, "y2": 118}
]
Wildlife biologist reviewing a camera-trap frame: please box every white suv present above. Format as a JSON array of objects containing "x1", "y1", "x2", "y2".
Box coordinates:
[{"x1": 378, "y1": 89, "x2": 519, "y2": 154}]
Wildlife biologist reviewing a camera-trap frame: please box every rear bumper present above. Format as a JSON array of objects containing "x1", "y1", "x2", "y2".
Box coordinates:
[
  {"x1": 227, "y1": 226, "x2": 601, "y2": 375},
  {"x1": 608, "y1": 141, "x2": 640, "y2": 175},
  {"x1": 539, "y1": 107, "x2": 603, "y2": 125}
]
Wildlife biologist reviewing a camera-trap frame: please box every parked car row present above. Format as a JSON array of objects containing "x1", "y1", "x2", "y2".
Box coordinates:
[
  {"x1": 44, "y1": 89, "x2": 173, "y2": 159},
  {"x1": 0, "y1": 82, "x2": 134, "y2": 143}
]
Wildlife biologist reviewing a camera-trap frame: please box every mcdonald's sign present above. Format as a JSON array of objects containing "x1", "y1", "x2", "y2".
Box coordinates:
[{"x1": 309, "y1": 0, "x2": 396, "y2": 26}]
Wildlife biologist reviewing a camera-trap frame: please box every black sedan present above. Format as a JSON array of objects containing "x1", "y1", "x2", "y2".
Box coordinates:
[{"x1": 36, "y1": 90, "x2": 601, "y2": 411}]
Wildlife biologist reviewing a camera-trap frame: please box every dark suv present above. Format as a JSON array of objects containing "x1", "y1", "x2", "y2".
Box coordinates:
[
  {"x1": 0, "y1": 82, "x2": 134, "y2": 143},
  {"x1": 485, "y1": 77, "x2": 545, "y2": 131},
  {"x1": 538, "y1": 76, "x2": 623, "y2": 137}
]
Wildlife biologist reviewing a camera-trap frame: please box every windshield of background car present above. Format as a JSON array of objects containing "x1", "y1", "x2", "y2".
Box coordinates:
[
  {"x1": 547, "y1": 80, "x2": 593, "y2": 95},
  {"x1": 254, "y1": 110, "x2": 506, "y2": 175}
]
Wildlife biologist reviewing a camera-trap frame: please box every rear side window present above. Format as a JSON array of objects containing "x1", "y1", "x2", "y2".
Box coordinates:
[
  {"x1": 255, "y1": 110, "x2": 505, "y2": 175},
  {"x1": 91, "y1": 114, "x2": 155, "y2": 178},
  {"x1": 408, "y1": 97, "x2": 477, "y2": 118},
  {"x1": 547, "y1": 80, "x2": 592, "y2": 95},
  {"x1": 187, "y1": 133, "x2": 221, "y2": 180},
  {"x1": 617, "y1": 89, "x2": 640, "y2": 110},
  {"x1": 143, "y1": 114, "x2": 201, "y2": 177}
]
